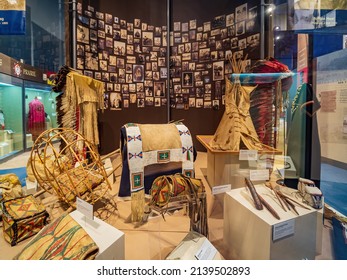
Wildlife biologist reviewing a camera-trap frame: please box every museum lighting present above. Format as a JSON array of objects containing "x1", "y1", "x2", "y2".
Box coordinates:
[{"x1": 266, "y1": 3, "x2": 276, "y2": 14}]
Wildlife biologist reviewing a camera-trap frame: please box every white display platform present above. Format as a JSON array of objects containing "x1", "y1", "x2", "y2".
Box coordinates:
[
  {"x1": 69, "y1": 210, "x2": 125, "y2": 260},
  {"x1": 166, "y1": 231, "x2": 224, "y2": 260},
  {"x1": 223, "y1": 185, "x2": 321, "y2": 260}
]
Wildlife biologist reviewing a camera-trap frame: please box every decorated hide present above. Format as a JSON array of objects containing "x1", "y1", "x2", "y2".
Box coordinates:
[
  {"x1": 119, "y1": 122, "x2": 197, "y2": 198},
  {"x1": 149, "y1": 173, "x2": 208, "y2": 237},
  {"x1": 14, "y1": 213, "x2": 99, "y2": 260}
]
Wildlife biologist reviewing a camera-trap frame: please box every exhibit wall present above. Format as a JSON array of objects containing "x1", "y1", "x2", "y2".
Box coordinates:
[{"x1": 74, "y1": 0, "x2": 261, "y2": 154}]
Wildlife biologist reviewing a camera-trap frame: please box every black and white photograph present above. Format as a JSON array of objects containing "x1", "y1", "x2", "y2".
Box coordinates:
[
  {"x1": 154, "y1": 81, "x2": 165, "y2": 96},
  {"x1": 77, "y1": 25, "x2": 89, "y2": 44},
  {"x1": 182, "y1": 72, "x2": 193, "y2": 87},
  {"x1": 212, "y1": 15, "x2": 226, "y2": 29},
  {"x1": 110, "y1": 92, "x2": 122, "y2": 110},
  {"x1": 236, "y1": 21, "x2": 245, "y2": 36},
  {"x1": 142, "y1": 31, "x2": 153, "y2": 46},
  {"x1": 133, "y1": 65, "x2": 144, "y2": 82},
  {"x1": 189, "y1": 19, "x2": 197, "y2": 29},
  {"x1": 213, "y1": 61, "x2": 224, "y2": 81},
  {"x1": 235, "y1": 3, "x2": 248, "y2": 22},
  {"x1": 114, "y1": 41, "x2": 126, "y2": 55},
  {"x1": 226, "y1": 13, "x2": 235, "y2": 26}
]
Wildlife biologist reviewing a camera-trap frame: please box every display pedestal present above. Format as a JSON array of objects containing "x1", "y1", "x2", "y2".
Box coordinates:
[
  {"x1": 196, "y1": 135, "x2": 282, "y2": 189},
  {"x1": 69, "y1": 210, "x2": 125, "y2": 260},
  {"x1": 166, "y1": 231, "x2": 224, "y2": 260},
  {"x1": 223, "y1": 185, "x2": 321, "y2": 260}
]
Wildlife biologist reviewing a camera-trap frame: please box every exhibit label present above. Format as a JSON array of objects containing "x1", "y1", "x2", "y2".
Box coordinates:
[
  {"x1": 194, "y1": 238, "x2": 217, "y2": 260},
  {"x1": 212, "y1": 184, "x2": 231, "y2": 195},
  {"x1": 250, "y1": 169, "x2": 269, "y2": 181},
  {"x1": 272, "y1": 219, "x2": 295, "y2": 241},
  {"x1": 76, "y1": 197, "x2": 94, "y2": 221},
  {"x1": 239, "y1": 149, "x2": 258, "y2": 161}
]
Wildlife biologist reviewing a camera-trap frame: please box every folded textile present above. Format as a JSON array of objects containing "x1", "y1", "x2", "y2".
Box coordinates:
[{"x1": 14, "y1": 213, "x2": 99, "y2": 260}]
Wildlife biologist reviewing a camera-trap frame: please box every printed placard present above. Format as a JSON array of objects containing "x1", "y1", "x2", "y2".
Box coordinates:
[
  {"x1": 273, "y1": 219, "x2": 295, "y2": 241},
  {"x1": 250, "y1": 169, "x2": 269, "y2": 181},
  {"x1": 76, "y1": 197, "x2": 94, "y2": 221},
  {"x1": 239, "y1": 149, "x2": 258, "y2": 161},
  {"x1": 212, "y1": 184, "x2": 231, "y2": 195},
  {"x1": 195, "y1": 238, "x2": 217, "y2": 260}
]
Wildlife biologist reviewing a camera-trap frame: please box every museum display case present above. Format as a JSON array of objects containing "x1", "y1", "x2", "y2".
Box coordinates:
[
  {"x1": 0, "y1": 73, "x2": 24, "y2": 159},
  {"x1": 24, "y1": 81, "x2": 59, "y2": 149}
]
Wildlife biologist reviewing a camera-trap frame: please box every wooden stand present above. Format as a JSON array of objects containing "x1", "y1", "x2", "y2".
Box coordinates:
[{"x1": 197, "y1": 135, "x2": 282, "y2": 189}]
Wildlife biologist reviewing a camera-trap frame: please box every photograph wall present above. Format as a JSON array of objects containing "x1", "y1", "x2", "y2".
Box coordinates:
[{"x1": 75, "y1": 0, "x2": 261, "y2": 153}]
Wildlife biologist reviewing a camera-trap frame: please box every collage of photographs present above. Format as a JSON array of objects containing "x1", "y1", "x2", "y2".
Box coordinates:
[{"x1": 76, "y1": 2, "x2": 260, "y2": 111}]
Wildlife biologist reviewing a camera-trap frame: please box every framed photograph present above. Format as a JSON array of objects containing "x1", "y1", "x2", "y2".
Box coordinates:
[
  {"x1": 141, "y1": 22, "x2": 147, "y2": 31},
  {"x1": 212, "y1": 15, "x2": 226, "y2": 29},
  {"x1": 236, "y1": 21, "x2": 245, "y2": 36},
  {"x1": 117, "y1": 57, "x2": 125, "y2": 68},
  {"x1": 106, "y1": 37, "x2": 113, "y2": 48},
  {"x1": 127, "y1": 45, "x2": 134, "y2": 55},
  {"x1": 133, "y1": 65, "x2": 144, "y2": 82},
  {"x1": 96, "y1": 11, "x2": 104, "y2": 20},
  {"x1": 196, "y1": 98, "x2": 203, "y2": 108},
  {"x1": 189, "y1": 30, "x2": 196, "y2": 40},
  {"x1": 154, "y1": 97, "x2": 161, "y2": 107},
  {"x1": 174, "y1": 22, "x2": 181, "y2": 31},
  {"x1": 236, "y1": 3, "x2": 247, "y2": 22},
  {"x1": 98, "y1": 20, "x2": 105, "y2": 29},
  {"x1": 137, "y1": 98, "x2": 145, "y2": 108},
  {"x1": 114, "y1": 41, "x2": 126, "y2": 55},
  {"x1": 145, "y1": 97, "x2": 154, "y2": 106},
  {"x1": 98, "y1": 30, "x2": 105, "y2": 38},
  {"x1": 213, "y1": 61, "x2": 224, "y2": 81},
  {"x1": 77, "y1": 25, "x2": 89, "y2": 44},
  {"x1": 142, "y1": 31, "x2": 153, "y2": 46},
  {"x1": 238, "y1": 38, "x2": 247, "y2": 50},
  {"x1": 120, "y1": 29, "x2": 127, "y2": 40},
  {"x1": 134, "y1": 18, "x2": 141, "y2": 28},
  {"x1": 127, "y1": 22, "x2": 133, "y2": 32},
  {"x1": 110, "y1": 92, "x2": 122, "y2": 110},
  {"x1": 102, "y1": 72, "x2": 109, "y2": 82},
  {"x1": 130, "y1": 93, "x2": 137, "y2": 103},
  {"x1": 199, "y1": 48, "x2": 210, "y2": 62},
  {"x1": 226, "y1": 13, "x2": 235, "y2": 27},
  {"x1": 90, "y1": 18, "x2": 97, "y2": 29},
  {"x1": 160, "y1": 67, "x2": 168, "y2": 79},
  {"x1": 154, "y1": 81, "x2": 165, "y2": 97},
  {"x1": 203, "y1": 22, "x2": 211, "y2": 32},
  {"x1": 189, "y1": 19, "x2": 197, "y2": 30},
  {"x1": 182, "y1": 72, "x2": 193, "y2": 88},
  {"x1": 105, "y1": 24, "x2": 112, "y2": 36}
]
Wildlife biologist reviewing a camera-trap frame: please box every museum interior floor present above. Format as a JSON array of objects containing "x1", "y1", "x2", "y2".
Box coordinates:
[{"x1": 0, "y1": 150, "x2": 335, "y2": 260}]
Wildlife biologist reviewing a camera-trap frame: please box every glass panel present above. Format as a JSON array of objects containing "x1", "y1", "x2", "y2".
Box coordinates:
[
  {"x1": 24, "y1": 81, "x2": 59, "y2": 148},
  {"x1": 273, "y1": 1, "x2": 347, "y2": 217},
  {"x1": 0, "y1": 0, "x2": 65, "y2": 72},
  {"x1": 0, "y1": 73, "x2": 23, "y2": 159}
]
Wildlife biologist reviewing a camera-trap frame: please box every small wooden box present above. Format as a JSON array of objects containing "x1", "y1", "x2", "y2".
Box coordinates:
[{"x1": 2, "y1": 195, "x2": 49, "y2": 246}]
